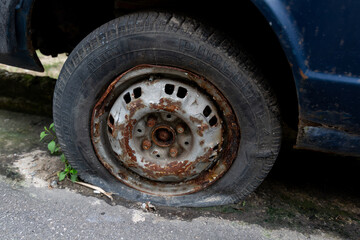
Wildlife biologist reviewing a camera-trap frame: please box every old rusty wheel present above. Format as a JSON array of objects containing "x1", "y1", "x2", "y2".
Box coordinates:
[
  {"x1": 91, "y1": 65, "x2": 239, "y2": 195},
  {"x1": 53, "y1": 12, "x2": 281, "y2": 206}
]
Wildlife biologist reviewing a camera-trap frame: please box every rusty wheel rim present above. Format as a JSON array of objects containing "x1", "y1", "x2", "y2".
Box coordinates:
[{"x1": 91, "y1": 65, "x2": 240, "y2": 196}]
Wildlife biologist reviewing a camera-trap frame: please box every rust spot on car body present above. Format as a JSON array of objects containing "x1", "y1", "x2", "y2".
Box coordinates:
[{"x1": 299, "y1": 69, "x2": 308, "y2": 80}]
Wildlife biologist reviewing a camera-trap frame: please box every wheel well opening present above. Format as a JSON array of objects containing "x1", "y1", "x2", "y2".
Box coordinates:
[
  {"x1": 31, "y1": 0, "x2": 298, "y2": 137},
  {"x1": 199, "y1": 1, "x2": 299, "y2": 140}
]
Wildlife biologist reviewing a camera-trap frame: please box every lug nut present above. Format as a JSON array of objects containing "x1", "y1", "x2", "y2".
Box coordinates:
[
  {"x1": 176, "y1": 124, "x2": 185, "y2": 134},
  {"x1": 142, "y1": 139, "x2": 152, "y2": 150},
  {"x1": 147, "y1": 116, "x2": 157, "y2": 128},
  {"x1": 169, "y1": 147, "x2": 178, "y2": 158}
]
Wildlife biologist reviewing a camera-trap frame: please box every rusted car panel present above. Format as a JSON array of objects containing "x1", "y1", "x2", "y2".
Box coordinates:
[{"x1": 296, "y1": 122, "x2": 360, "y2": 156}]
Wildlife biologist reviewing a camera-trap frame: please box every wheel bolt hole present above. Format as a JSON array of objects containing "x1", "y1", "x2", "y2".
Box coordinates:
[
  {"x1": 137, "y1": 129, "x2": 142, "y2": 133},
  {"x1": 184, "y1": 141, "x2": 189, "y2": 145},
  {"x1": 166, "y1": 114, "x2": 171, "y2": 119},
  {"x1": 156, "y1": 154, "x2": 160, "y2": 158}
]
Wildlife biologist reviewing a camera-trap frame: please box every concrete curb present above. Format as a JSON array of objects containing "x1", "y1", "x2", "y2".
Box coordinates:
[{"x1": 0, "y1": 69, "x2": 56, "y2": 117}]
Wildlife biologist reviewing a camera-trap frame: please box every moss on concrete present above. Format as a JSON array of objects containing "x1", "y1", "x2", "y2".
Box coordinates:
[{"x1": 0, "y1": 69, "x2": 55, "y2": 116}]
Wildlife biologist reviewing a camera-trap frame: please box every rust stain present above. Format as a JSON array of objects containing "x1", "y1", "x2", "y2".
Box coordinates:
[
  {"x1": 189, "y1": 116, "x2": 210, "y2": 136},
  {"x1": 127, "y1": 98, "x2": 146, "y2": 117},
  {"x1": 150, "y1": 98, "x2": 182, "y2": 112},
  {"x1": 141, "y1": 160, "x2": 192, "y2": 179},
  {"x1": 117, "y1": 171, "x2": 128, "y2": 180},
  {"x1": 117, "y1": 119, "x2": 137, "y2": 164},
  {"x1": 102, "y1": 161, "x2": 114, "y2": 172},
  {"x1": 135, "y1": 147, "x2": 215, "y2": 181},
  {"x1": 197, "y1": 123, "x2": 209, "y2": 137},
  {"x1": 299, "y1": 69, "x2": 308, "y2": 80},
  {"x1": 189, "y1": 116, "x2": 203, "y2": 124},
  {"x1": 147, "y1": 116, "x2": 157, "y2": 127},
  {"x1": 93, "y1": 122, "x2": 100, "y2": 138}
]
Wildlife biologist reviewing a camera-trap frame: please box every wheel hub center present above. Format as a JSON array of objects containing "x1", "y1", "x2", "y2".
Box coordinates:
[{"x1": 152, "y1": 125, "x2": 175, "y2": 147}]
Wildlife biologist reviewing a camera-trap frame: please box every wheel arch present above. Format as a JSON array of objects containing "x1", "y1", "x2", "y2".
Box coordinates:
[{"x1": 29, "y1": 0, "x2": 299, "y2": 131}]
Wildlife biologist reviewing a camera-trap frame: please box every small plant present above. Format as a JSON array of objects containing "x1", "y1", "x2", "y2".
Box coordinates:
[{"x1": 40, "y1": 123, "x2": 78, "y2": 182}]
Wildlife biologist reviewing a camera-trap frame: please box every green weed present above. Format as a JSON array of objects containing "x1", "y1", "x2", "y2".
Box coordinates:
[{"x1": 40, "y1": 123, "x2": 78, "y2": 182}]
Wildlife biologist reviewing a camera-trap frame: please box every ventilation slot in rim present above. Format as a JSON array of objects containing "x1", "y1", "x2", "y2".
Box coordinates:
[
  {"x1": 133, "y1": 87, "x2": 142, "y2": 99},
  {"x1": 209, "y1": 116, "x2": 218, "y2": 127},
  {"x1": 213, "y1": 144, "x2": 219, "y2": 151},
  {"x1": 203, "y1": 105, "x2": 212, "y2": 117},
  {"x1": 123, "y1": 92, "x2": 131, "y2": 104},
  {"x1": 109, "y1": 114, "x2": 115, "y2": 125},
  {"x1": 165, "y1": 84, "x2": 175, "y2": 95},
  {"x1": 177, "y1": 86, "x2": 188, "y2": 98}
]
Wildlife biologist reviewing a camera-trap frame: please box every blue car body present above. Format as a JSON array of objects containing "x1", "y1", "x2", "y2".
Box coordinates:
[
  {"x1": 1, "y1": 0, "x2": 359, "y2": 156},
  {"x1": 252, "y1": 0, "x2": 360, "y2": 155}
]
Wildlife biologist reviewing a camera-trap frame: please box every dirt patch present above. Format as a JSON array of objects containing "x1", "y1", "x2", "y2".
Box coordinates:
[
  {"x1": 185, "y1": 151, "x2": 360, "y2": 240},
  {"x1": 7, "y1": 148, "x2": 107, "y2": 201},
  {"x1": 13, "y1": 150, "x2": 62, "y2": 187}
]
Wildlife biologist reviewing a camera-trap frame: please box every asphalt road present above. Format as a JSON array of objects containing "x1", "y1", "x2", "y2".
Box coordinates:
[
  {"x1": 0, "y1": 109, "x2": 359, "y2": 240},
  {"x1": 0, "y1": 181, "x2": 273, "y2": 240}
]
